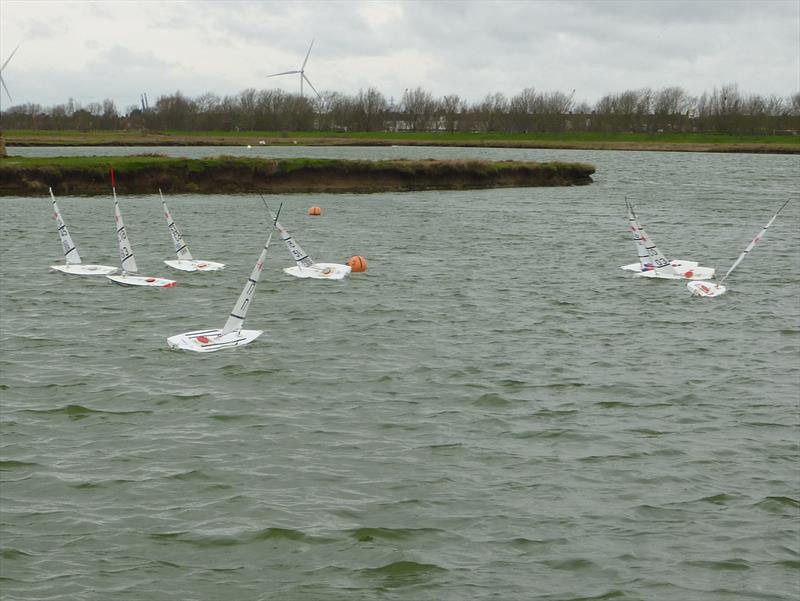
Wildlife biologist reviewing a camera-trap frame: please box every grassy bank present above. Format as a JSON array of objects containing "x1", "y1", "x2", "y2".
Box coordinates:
[
  {"x1": 0, "y1": 155, "x2": 595, "y2": 196},
  {"x1": 3, "y1": 129, "x2": 799, "y2": 153}
]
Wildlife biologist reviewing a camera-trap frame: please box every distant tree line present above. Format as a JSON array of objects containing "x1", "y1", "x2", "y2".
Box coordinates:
[{"x1": 2, "y1": 84, "x2": 799, "y2": 135}]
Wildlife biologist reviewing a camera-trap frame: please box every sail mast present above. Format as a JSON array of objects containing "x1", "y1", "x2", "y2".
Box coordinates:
[
  {"x1": 262, "y1": 198, "x2": 314, "y2": 269},
  {"x1": 160, "y1": 189, "x2": 193, "y2": 261},
  {"x1": 220, "y1": 203, "x2": 281, "y2": 335},
  {"x1": 719, "y1": 200, "x2": 790, "y2": 285},
  {"x1": 111, "y1": 169, "x2": 138, "y2": 274}
]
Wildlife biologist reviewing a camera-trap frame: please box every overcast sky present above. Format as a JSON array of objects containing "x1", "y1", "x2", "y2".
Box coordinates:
[{"x1": 1, "y1": 0, "x2": 798, "y2": 112}]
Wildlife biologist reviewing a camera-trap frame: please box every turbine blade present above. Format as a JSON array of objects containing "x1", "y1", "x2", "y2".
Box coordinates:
[
  {"x1": 0, "y1": 45, "x2": 19, "y2": 73},
  {"x1": 267, "y1": 70, "x2": 300, "y2": 78},
  {"x1": 0, "y1": 75, "x2": 12, "y2": 103},
  {"x1": 302, "y1": 74, "x2": 322, "y2": 99},
  {"x1": 301, "y1": 38, "x2": 314, "y2": 70}
]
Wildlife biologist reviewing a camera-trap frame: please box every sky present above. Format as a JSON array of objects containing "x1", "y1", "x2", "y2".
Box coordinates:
[{"x1": 1, "y1": 0, "x2": 798, "y2": 112}]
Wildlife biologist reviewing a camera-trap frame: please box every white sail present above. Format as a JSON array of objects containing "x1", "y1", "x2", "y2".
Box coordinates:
[
  {"x1": 264, "y1": 205, "x2": 314, "y2": 269},
  {"x1": 633, "y1": 209, "x2": 676, "y2": 276},
  {"x1": 627, "y1": 201, "x2": 651, "y2": 271},
  {"x1": 51, "y1": 188, "x2": 82, "y2": 265},
  {"x1": 221, "y1": 232, "x2": 273, "y2": 335},
  {"x1": 112, "y1": 187, "x2": 138, "y2": 274},
  {"x1": 719, "y1": 200, "x2": 789, "y2": 285},
  {"x1": 160, "y1": 190, "x2": 193, "y2": 261}
]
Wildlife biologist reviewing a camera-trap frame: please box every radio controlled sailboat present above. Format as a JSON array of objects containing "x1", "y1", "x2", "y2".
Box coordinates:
[
  {"x1": 263, "y1": 200, "x2": 351, "y2": 280},
  {"x1": 49, "y1": 188, "x2": 117, "y2": 276},
  {"x1": 688, "y1": 201, "x2": 789, "y2": 298},
  {"x1": 160, "y1": 190, "x2": 225, "y2": 272},
  {"x1": 105, "y1": 171, "x2": 177, "y2": 288},
  {"x1": 167, "y1": 205, "x2": 281, "y2": 352},
  {"x1": 622, "y1": 201, "x2": 714, "y2": 280}
]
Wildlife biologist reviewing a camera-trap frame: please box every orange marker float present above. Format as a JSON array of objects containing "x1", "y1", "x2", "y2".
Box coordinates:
[
  {"x1": 308, "y1": 206, "x2": 322, "y2": 216},
  {"x1": 348, "y1": 256, "x2": 367, "y2": 273}
]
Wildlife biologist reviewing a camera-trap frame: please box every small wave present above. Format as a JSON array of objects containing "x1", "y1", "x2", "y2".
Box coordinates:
[
  {"x1": 171, "y1": 392, "x2": 212, "y2": 400},
  {"x1": 696, "y1": 493, "x2": 737, "y2": 506},
  {"x1": 595, "y1": 400, "x2": 634, "y2": 409},
  {"x1": 148, "y1": 531, "x2": 186, "y2": 541},
  {"x1": 512, "y1": 428, "x2": 577, "y2": 440},
  {"x1": 753, "y1": 496, "x2": 800, "y2": 513},
  {"x1": 362, "y1": 560, "x2": 446, "y2": 577},
  {"x1": 497, "y1": 379, "x2": 528, "y2": 389},
  {"x1": 508, "y1": 536, "x2": 568, "y2": 548},
  {"x1": 167, "y1": 469, "x2": 210, "y2": 481},
  {"x1": 427, "y1": 443, "x2": 464, "y2": 451},
  {"x1": 534, "y1": 408, "x2": 578, "y2": 417},
  {"x1": 348, "y1": 527, "x2": 443, "y2": 542},
  {"x1": 542, "y1": 558, "x2": 598, "y2": 571},
  {"x1": 150, "y1": 526, "x2": 330, "y2": 548},
  {"x1": 472, "y1": 392, "x2": 511, "y2": 407},
  {"x1": 578, "y1": 453, "x2": 642, "y2": 463},
  {"x1": 775, "y1": 559, "x2": 800, "y2": 569},
  {"x1": 208, "y1": 413, "x2": 252, "y2": 422},
  {"x1": 634, "y1": 505, "x2": 689, "y2": 520},
  {"x1": 150, "y1": 531, "x2": 242, "y2": 548},
  {"x1": 72, "y1": 481, "x2": 107, "y2": 490},
  {"x1": 0, "y1": 548, "x2": 32, "y2": 560},
  {"x1": 533, "y1": 381, "x2": 587, "y2": 390},
  {"x1": 153, "y1": 559, "x2": 182, "y2": 568},
  {"x1": 20, "y1": 405, "x2": 152, "y2": 419},
  {"x1": 682, "y1": 559, "x2": 751, "y2": 571},
  {"x1": 217, "y1": 365, "x2": 280, "y2": 377},
  {"x1": 561, "y1": 591, "x2": 626, "y2": 601},
  {"x1": 22, "y1": 381, "x2": 86, "y2": 390},
  {"x1": 629, "y1": 428, "x2": 667, "y2": 437},
  {"x1": 0, "y1": 460, "x2": 39, "y2": 471},
  {"x1": 251, "y1": 527, "x2": 311, "y2": 542}
]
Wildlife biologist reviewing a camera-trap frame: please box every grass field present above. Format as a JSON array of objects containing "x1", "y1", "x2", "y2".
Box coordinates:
[{"x1": 2, "y1": 129, "x2": 799, "y2": 153}]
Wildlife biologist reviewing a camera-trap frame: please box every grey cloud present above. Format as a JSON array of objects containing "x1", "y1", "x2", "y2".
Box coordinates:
[{"x1": 1, "y1": 0, "x2": 796, "y2": 108}]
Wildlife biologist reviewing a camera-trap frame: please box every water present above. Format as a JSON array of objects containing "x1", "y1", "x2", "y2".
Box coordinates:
[{"x1": 1, "y1": 147, "x2": 799, "y2": 600}]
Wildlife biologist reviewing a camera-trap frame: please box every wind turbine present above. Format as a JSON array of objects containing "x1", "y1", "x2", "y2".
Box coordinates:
[
  {"x1": 266, "y1": 39, "x2": 322, "y2": 99},
  {"x1": 0, "y1": 45, "x2": 19, "y2": 107}
]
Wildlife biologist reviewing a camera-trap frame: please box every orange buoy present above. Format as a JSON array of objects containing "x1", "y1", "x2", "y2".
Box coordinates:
[
  {"x1": 348, "y1": 255, "x2": 367, "y2": 273},
  {"x1": 308, "y1": 206, "x2": 322, "y2": 216},
  {"x1": 684, "y1": 270, "x2": 694, "y2": 279}
]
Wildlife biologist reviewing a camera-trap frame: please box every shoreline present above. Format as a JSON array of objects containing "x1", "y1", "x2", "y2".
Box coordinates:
[{"x1": 6, "y1": 139, "x2": 799, "y2": 155}]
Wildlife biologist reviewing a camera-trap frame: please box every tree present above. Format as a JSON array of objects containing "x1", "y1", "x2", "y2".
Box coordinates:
[
  {"x1": 153, "y1": 91, "x2": 197, "y2": 130},
  {"x1": 402, "y1": 87, "x2": 436, "y2": 131},
  {"x1": 651, "y1": 87, "x2": 694, "y2": 132},
  {"x1": 476, "y1": 92, "x2": 509, "y2": 132},
  {"x1": 440, "y1": 94, "x2": 466, "y2": 133},
  {"x1": 354, "y1": 88, "x2": 388, "y2": 131},
  {"x1": 508, "y1": 88, "x2": 540, "y2": 132}
]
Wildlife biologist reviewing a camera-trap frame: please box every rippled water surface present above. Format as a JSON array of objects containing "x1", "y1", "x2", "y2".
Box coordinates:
[{"x1": 2, "y1": 147, "x2": 799, "y2": 600}]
